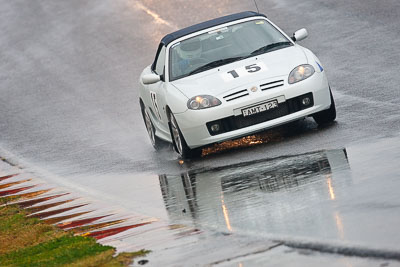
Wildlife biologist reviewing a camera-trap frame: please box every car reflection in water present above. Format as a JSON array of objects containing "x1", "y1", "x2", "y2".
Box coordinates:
[{"x1": 159, "y1": 149, "x2": 351, "y2": 241}]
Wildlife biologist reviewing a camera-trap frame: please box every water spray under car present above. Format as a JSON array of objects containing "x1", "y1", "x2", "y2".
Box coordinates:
[{"x1": 139, "y1": 11, "x2": 336, "y2": 158}]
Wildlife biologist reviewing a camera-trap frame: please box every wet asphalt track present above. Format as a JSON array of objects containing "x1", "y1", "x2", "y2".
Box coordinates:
[{"x1": 1, "y1": 0, "x2": 400, "y2": 266}]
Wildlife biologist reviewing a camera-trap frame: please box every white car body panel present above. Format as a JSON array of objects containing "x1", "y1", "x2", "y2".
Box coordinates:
[
  {"x1": 175, "y1": 71, "x2": 330, "y2": 147},
  {"x1": 139, "y1": 15, "x2": 332, "y2": 149}
]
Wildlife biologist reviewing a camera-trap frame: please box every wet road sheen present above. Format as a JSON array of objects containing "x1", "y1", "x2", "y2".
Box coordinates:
[{"x1": 1, "y1": 0, "x2": 400, "y2": 265}]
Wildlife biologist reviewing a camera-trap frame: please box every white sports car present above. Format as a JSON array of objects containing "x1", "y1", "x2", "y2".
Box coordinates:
[{"x1": 139, "y1": 11, "x2": 336, "y2": 158}]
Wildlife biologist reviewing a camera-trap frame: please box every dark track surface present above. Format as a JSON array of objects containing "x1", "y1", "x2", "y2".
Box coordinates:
[{"x1": 1, "y1": 0, "x2": 400, "y2": 265}]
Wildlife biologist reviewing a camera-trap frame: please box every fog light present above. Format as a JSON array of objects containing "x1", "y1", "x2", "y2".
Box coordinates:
[
  {"x1": 302, "y1": 97, "x2": 311, "y2": 106},
  {"x1": 210, "y1": 123, "x2": 220, "y2": 132}
]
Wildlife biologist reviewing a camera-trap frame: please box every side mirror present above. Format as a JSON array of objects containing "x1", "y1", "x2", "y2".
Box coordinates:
[
  {"x1": 142, "y1": 73, "x2": 161, "y2": 85},
  {"x1": 292, "y1": 28, "x2": 308, "y2": 42}
]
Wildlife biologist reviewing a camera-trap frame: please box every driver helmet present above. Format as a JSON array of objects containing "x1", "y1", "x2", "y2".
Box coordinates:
[{"x1": 176, "y1": 38, "x2": 202, "y2": 60}]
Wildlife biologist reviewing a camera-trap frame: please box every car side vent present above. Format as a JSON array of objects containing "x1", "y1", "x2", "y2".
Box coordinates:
[
  {"x1": 223, "y1": 89, "x2": 249, "y2": 102},
  {"x1": 260, "y1": 80, "x2": 284, "y2": 91}
]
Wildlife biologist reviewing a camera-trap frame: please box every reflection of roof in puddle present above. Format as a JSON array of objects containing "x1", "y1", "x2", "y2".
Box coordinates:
[{"x1": 220, "y1": 151, "x2": 332, "y2": 193}]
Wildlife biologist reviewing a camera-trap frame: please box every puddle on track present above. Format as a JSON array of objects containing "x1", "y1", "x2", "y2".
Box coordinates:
[{"x1": 160, "y1": 149, "x2": 351, "y2": 239}]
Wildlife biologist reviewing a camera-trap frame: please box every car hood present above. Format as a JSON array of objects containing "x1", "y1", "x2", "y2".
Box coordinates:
[{"x1": 171, "y1": 45, "x2": 308, "y2": 98}]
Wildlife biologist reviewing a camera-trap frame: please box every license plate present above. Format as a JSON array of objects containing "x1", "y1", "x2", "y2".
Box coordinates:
[{"x1": 242, "y1": 100, "x2": 279, "y2": 117}]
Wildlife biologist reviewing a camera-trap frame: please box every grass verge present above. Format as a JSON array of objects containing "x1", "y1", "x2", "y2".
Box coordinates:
[{"x1": 0, "y1": 197, "x2": 149, "y2": 266}]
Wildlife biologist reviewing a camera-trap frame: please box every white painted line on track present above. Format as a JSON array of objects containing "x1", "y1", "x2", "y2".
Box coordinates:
[{"x1": 134, "y1": 1, "x2": 178, "y2": 30}]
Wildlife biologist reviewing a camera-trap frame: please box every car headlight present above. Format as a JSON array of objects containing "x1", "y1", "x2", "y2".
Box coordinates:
[
  {"x1": 187, "y1": 95, "x2": 222, "y2": 110},
  {"x1": 288, "y1": 64, "x2": 315, "y2": 84}
]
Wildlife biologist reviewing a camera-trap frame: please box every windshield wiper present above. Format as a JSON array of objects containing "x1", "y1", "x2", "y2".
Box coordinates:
[
  {"x1": 250, "y1": 41, "x2": 292, "y2": 56},
  {"x1": 188, "y1": 56, "x2": 244, "y2": 75}
]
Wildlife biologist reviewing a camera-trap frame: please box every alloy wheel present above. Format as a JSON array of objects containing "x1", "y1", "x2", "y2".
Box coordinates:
[{"x1": 170, "y1": 116, "x2": 183, "y2": 155}]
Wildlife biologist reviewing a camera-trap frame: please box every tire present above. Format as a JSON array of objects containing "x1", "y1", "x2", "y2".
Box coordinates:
[
  {"x1": 313, "y1": 88, "x2": 336, "y2": 125},
  {"x1": 169, "y1": 113, "x2": 201, "y2": 159},
  {"x1": 141, "y1": 105, "x2": 167, "y2": 150}
]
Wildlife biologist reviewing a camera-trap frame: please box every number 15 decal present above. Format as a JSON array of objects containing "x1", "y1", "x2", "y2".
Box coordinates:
[
  {"x1": 222, "y1": 62, "x2": 267, "y2": 82},
  {"x1": 150, "y1": 91, "x2": 162, "y2": 121}
]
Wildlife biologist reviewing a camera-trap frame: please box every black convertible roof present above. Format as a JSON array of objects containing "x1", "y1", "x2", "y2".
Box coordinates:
[{"x1": 160, "y1": 11, "x2": 266, "y2": 46}]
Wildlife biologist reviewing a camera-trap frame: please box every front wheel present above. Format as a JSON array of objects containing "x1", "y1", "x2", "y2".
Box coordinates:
[
  {"x1": 313, "y1": 88, "x2": 336, "y2": 125},
  {"x1": 169, "y1": 113, "x2": 201, "y2": 159}
]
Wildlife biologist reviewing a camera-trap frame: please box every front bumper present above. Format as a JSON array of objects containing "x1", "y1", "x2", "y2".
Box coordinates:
[{"x1": 174, "y1": 71, "x2": 331, "y2": 148}]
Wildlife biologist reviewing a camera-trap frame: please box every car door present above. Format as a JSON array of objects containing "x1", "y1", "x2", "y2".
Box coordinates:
[{"x1": 147, "y1": 45, "x2": 170, "y2": 137}]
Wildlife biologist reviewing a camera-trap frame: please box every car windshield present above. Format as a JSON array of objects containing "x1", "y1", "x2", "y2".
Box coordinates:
[{"x1": 169, "y1": 19, "x2": 292, "y2": 81}]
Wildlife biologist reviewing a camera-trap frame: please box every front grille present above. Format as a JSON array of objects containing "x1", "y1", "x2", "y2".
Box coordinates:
[
  {"x1": 260, "y1": 80, "x2": 284, "y2": 91},
  {"x1": 206, "y1": 93, "x2": 314, "y2": 136},
  {"x1": 223, "y1": 89, "x2": 249, "y2": 102}
]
